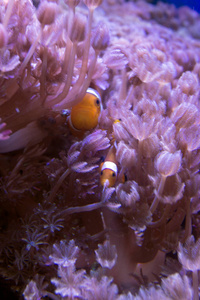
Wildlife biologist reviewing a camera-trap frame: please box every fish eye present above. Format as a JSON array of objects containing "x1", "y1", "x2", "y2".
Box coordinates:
[
  {"x1": 100, "y1": 171, "x2": 103, "y2": 176},
  {"x1": 112, "y1": 172, "x2": 116, "y2": 177},
  {"x1": 96, "y1": 98, "x2": 100, "y2": 106},
  {"x1": 100, "y1": 156, "x2": 105, "y2": 162}
]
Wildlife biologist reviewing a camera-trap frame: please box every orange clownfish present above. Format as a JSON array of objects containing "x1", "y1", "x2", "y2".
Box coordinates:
[
  {"x1": 68, "y1": 87, "x2": 102, "y2": 138},
  {"x1": 100, "y1": 146, "x2": 118, "y2": 187},
  {"x1": 100, "y1": 119, "x2": 127, "y2": 187}
]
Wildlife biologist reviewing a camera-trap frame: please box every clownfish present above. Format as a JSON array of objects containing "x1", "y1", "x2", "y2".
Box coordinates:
[
  {"x1": 100, "y1": 145, "x2": 118, "y2": 187},
  {"x1": 100, "y1": 145, "x2": 127, "y2": 187},
  {"x1": 68, "y1": 87, "x2": 102, "y2": 138},
  {"x1": 100, "y1": 119, "x2": 127, "y2": 187}
]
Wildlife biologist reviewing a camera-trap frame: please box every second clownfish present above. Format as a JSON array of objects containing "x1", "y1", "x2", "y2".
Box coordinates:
[
  {"x1": 68, "y1": 87, "x2": 102, "y2": 138},
  {"x1": 100, "y1": 145, "x2": 127, "y2": 188},
  {"x1": 100, "y1": 145, "x2": 118, "y2": 187},
  {"x1": 100, "y1": 119, "x2": 127, "y2": 187}
]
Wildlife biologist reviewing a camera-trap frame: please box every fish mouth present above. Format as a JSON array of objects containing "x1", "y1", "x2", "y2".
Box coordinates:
[{"x1": 100, "y1": 178, "x2": 110, "y2": 188}]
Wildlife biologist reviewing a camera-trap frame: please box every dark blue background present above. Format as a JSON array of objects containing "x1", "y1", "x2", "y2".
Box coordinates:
[{"x1": 151, "y1": 0, "x2": 200, "y2": 13}]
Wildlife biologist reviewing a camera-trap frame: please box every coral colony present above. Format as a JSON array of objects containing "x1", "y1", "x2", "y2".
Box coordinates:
[{"x1": 0, "y1": 0, "x2": 200, "y2": 298}]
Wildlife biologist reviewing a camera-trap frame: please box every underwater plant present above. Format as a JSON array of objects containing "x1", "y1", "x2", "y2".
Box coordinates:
[{"x1": 0, "y1": 0, "x2": 200, "y2": 299}]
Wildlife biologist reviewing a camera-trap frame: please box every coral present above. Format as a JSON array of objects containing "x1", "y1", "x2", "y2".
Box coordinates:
[
  {"x1": 0, "y1": 0, "x2": 200, "y2": 299},
  {"x1": 95, "y1": 239, "x2": 117, "y2": 269}
]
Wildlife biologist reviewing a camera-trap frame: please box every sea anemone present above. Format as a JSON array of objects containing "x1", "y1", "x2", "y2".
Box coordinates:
[{"x1": 0, "y1": 0, "x2": 200, "y2": 299}]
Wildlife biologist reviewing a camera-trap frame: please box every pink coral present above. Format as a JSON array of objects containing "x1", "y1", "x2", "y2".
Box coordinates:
[{"x1": 0, "y1": 0, "x2": 200, "y2": 299}]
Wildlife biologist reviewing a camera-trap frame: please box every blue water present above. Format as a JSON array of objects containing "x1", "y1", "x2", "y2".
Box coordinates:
[{"x1": 152, "y1": 0, "x2": 200, "y2": 13}]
